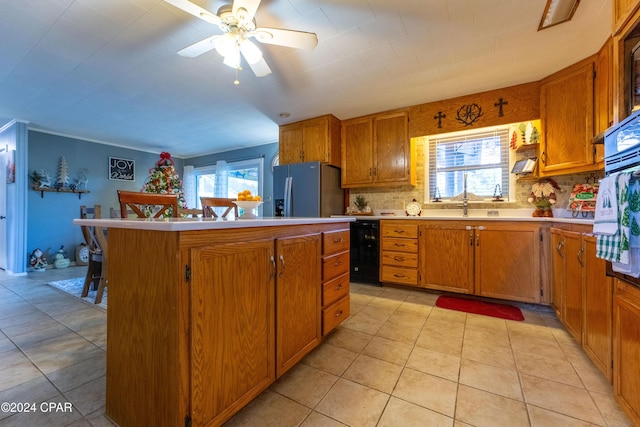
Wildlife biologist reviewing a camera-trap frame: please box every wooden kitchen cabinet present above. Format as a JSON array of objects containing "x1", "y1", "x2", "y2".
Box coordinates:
[
  {"x1": 613, "y1": 279, "x2": 640, "y2": 425},
  {"x1": 321, "y1": 229, "x2": 350, "y2": 335},
  {"x1": 380, "y1": 221, "x2": 420, "y2": 287},
  {"x1": 276, "y1": 234, "x2": 321, "y2": 378},
  {"x1": 614, "y1": 0, "x2": 640, "y2": 32},
  {"x1": 341, "y1": 110, "x2": 415, "y2": 188},
  {"x1": 418, "y1": 221, "x2": 541, "y2": 303},
  {"x1": 550, "y1": 226, "x2": 613, "y2": 380},
  {"x1": 279, "y1": 114, "x2": 341, "y2": 167},
  {"x1": 104, "y1": 221, "x2": 350, "y2": 427},
  {"x1": 539, "y1": 59, "x2": 597, "y2": 176}
]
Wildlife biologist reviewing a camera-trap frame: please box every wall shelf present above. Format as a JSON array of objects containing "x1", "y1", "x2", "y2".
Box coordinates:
[{"x1": 33, "y1": 186, "x2": 90, "y2": 199}]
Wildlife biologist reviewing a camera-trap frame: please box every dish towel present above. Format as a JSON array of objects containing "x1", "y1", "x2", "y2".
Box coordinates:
[
  {"x1": 596, "y1": 171, "x2": 632, "y2": 263},
  {"x1": 614, "y1": 180, "x2": 640, "y2": 277},
  {"x1": 593, "y1": 175, "x2": 618, "y2": 234}
]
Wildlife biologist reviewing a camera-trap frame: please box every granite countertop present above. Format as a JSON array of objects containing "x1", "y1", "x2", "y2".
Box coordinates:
[
  {"x1": 73, "y1": 216, "x2": 356, "y2": 232},
  {"x1": 333, "y1": 208, "x2": 594, "y2": 225}
]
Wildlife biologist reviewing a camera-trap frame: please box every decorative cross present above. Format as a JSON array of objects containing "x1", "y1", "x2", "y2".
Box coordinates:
[
  {"x1": 434, "y1": 111, "x2": 446, "y2": 128},
  {"x1": 494, "y1": 98, "x2": 508, "y2": 117}
]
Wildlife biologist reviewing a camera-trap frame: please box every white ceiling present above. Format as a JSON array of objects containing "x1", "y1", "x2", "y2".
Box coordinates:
[{"x1": 0, "y1": 0, "x2": 612, "y2": 158}]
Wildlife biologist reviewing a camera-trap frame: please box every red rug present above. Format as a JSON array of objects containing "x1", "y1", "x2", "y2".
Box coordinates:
[{"x1": 435, "y1": 295, "x2": 525, "y2": 321}]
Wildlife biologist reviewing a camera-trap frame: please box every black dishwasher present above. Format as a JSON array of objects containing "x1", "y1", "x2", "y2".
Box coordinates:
[{"x1": 350, "y1": 219, "x2": 380, "y2": 285}]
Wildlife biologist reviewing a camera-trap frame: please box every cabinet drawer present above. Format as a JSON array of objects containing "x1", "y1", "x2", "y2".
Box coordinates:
[
  {"x1": 381, "y1": 223, "x2": 418, "y2": 238},
  {"x1": 323, "y1": 251, "x2": 349, "y2": 281},
  {"x1": 323, "y1": 230, "x2": 350, "y2": 255},
  {"x1": 381, "y1": 251, "x2": 418, "y2": 267},
  {"x1": 381, "y1": 265, "x2": 418, "y2": 286},
  {"x1": 322, "y1": 296, "x2": 350, "y2": 336},
  {"x1": 381, "y1": 237, "x2": 418, "y2": 253},
  {"x1": 323, "y1": 273, "x2": 350, "y2": 306}
]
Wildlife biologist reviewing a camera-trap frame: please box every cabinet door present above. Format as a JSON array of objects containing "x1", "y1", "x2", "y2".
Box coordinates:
[
  {"x1": 190, "y1": 240, "x2": 275, "y2": 427},
  {"x1": 303, "y1": 118, "x2": 329, "y2": 163},
  {"x1": 374, "y1": 111, "x2": 410, "y2": 183},
  {"x1": 475, "y1": 225, "x2": 540, "y2": 303},
  {"x1": 550, "y1": 228, "x2": 565, "y2": 318},
  {"x1": 582, "y1": 235, "x2": 613, "y2": 380},
  {"x1": 276, "y1": 234, "x2": 321, "y2": 378},
  {"x1": 540, "y1": 61, "x2": 595, "y2": 175},
  {"x1": 613, "y1": 280, "x2": 640, "y2": 426},
  {"x1": 420, "y1": 224, "x2": 474, "y2": 294},
  {"x1": 563, "y1": 231, "x2": 584, "y2": 343},
  {"x1": 342, "y1": 117, "x2": 374, "y2": 187},
  {"x1": 280, "y1": 123, "x2": 303, "y2": 164},
  {"x1": 595, "y1": 38, "x2": 612, "y2": 164}
]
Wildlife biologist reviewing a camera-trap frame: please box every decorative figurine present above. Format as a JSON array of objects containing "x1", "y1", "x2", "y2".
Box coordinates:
[
  {"x1": 29, "y1": 248, "x2": 48, "y2": 271},
  {"x1": 528, "y1": 179, "x2": 560, "y2": 217},
  {"x1": 53, "y1": 245, "x2": 70, "y2": 269}
]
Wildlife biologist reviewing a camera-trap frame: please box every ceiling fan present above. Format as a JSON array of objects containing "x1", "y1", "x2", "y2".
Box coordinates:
[{"x1": 164, "y1": 0, "x2": 318, "y2": 83}]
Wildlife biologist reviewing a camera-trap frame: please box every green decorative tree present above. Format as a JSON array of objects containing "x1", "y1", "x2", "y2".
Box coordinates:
[{"x1": 141, "y1": 152, "x2": 187, "y2": 213}]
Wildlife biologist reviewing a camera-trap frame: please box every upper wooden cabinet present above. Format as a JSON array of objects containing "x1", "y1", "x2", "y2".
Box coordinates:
[
  {"x1": 614, "y1": 0, "x2": 640, "y2": 33},
  {"x1": 539, "y1": 59, "x2": 597, "y2": 176},
  {"x1": 595, "y1": 37, "x2": 613, "y2": 164},
  {"x1": 279, "y1": 114, "x2": 341, "y2": 167},
  {"x1": 341, "y1": 110, "x2": 415, "y2": 188}
]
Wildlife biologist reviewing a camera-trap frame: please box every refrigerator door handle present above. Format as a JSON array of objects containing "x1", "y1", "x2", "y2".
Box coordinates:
[{"x1": 284, "y1": 176, "x2": 292, "y2": 217}]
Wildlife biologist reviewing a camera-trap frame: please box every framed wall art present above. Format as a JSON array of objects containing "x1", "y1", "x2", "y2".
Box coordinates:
[{"x1": 109, "y1": 157, "x2": 135, "y2": 181}]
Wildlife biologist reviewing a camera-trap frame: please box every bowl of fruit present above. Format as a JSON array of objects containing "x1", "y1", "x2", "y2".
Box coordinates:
[{"x1": 233, "y1": 190, "x2": 263, "y2": 219}]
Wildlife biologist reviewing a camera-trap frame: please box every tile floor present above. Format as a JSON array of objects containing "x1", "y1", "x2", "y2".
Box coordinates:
[{"x1": 0, "y1": 266, "x2": 634, "y2": 427}]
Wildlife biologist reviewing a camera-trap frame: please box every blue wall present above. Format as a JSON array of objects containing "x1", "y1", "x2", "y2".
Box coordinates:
[{"x1": 26, "y1": 130, "x2": 278, "y2": 265}]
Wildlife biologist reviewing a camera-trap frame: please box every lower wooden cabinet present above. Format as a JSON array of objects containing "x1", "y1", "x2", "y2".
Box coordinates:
[
  {"x1": 380, "y1": 221, "x2": 420, "y2": 286},
  {"x1": 321, "y1": 229, "x2": 350, "y2": 336},
  {"x1": 550, "y1": 226, "x2": 612, "y2": 380},
  {"x1": 613, "y1": 279, "x2": 640, "y2": 425},
  {"x1": 418, "y1": 221, "x2": 541, "y2": 303}
]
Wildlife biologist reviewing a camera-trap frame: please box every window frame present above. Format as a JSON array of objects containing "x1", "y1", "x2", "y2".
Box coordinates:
[{"x1": 194, "y1": 158, "x2": 264, "y2": 208}]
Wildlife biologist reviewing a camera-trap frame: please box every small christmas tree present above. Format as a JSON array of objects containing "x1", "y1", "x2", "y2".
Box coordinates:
[
  {"x1": 56, "y1": 156, "x2": 69, "y2": 189},
  {"x1": 142, "y1": 152, "x2": 186, "y2": 214}
]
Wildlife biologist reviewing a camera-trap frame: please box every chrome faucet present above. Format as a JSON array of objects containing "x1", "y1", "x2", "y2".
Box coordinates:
[{"x1": 458, "y1": 172, "x2": 469, "y2": 217}]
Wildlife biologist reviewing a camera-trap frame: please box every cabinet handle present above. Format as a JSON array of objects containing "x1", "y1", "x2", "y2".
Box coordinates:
[
  {"x1": 369, "y1": 167, "x2": 373, "y2": 177},
  {"x1": 334, "y1": 260, "x2": 343, "y2": 266},
  {"x1": 333, "y1": 237, "x2": 344, "y2": 243},
  {"x1": 335, "y1": 310, "x2": 344, "y2": 318},
  {"x1": 556, "y1": 240, "x2": 564, "y2": 257},
  {"x1": 393, "y1": 256, "x2": 405, "y2": 261},
  {"x1": 334, "y1": 283, "x2": 344, "y2": 291},
  {"x1": 577, "y1": 246, "x2": 584, "y2": 267},
  {"x1": 469, "y1": 232, "x2": 474, "y2": 246},
  {"x1": 394, "y1": 229, "x2": 405, "y2": 234},
  {"x1": 393, "y1": 273, "x2": 405, "y2": 278},
  {"x1": 279, "y1": 254, "x2": 285, "y2": 277},
  {"x1": 270, "y1": 256, "x2": 276, "y2": 279},
  {"x1": 540, "y1": 150, "x2": 546, "y2": 164},
  {"x1": 476, "y1": 233, "x2": 480, "y2": 246}
]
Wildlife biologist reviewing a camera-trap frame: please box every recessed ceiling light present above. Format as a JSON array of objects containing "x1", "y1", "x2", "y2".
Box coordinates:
[
  {"x1": 279, "y1": 113, "x2": 290, "y2": 118},
  {"x1": 538, "y1": 0, "x2": 580, "y2": 31}
]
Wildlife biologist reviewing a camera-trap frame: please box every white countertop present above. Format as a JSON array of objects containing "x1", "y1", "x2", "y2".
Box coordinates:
[
  {"x1": 73, "y1": 216, "x2": 356, "y2": 232},
  {"x1": 333, "y1": 208, "x2": 594, "y2": 225}
]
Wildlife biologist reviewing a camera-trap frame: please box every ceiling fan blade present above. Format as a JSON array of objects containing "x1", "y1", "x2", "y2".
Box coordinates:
[
  {"x1": 177, "y1": 35, "x2": 221, "y2": 58},
  {"x1": 253, "y1": 28, "x2": 318, "y2": 50},
  {"x1": 246, "y1": 56, "x2": 272, "y2": 77},
  {"x1": 163, "y1": 0, "x2": 221, "y2": 25},
  {"x1": 232, "y1": 0, "x2": 261, "y2": 22}
]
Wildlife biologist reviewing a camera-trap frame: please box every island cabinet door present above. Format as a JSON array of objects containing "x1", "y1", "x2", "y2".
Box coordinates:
[
  {"x1": 189, "y1": 240, "x2": 276, "y2": 427},
  {"x1": 275, "y1": 234, "x2": 322, "y2": 378},
  {"x1": 419, "y1": 223, "x2": 474, "y2": 294}
]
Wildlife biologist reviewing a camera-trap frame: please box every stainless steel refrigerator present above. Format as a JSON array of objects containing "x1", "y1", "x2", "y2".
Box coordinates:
[{"x1": 273, "y1": 162, "x2": 344, "y2": 217}]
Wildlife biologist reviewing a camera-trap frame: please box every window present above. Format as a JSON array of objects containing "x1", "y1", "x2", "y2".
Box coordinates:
[
  {"x1": 194, "y1": 158, "x2": 264, "y2": 207},
  {"x1": 426, "y1": 126, "x2": 511, "y2": 202}
]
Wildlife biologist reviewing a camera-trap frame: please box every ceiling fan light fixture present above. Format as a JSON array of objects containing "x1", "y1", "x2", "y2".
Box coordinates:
[
  {"x1": 240, "y1": 39, "x2": 262, "y2": 64},
  {"x1": 222, "y1": 49, "x2": 241, "y2": 69},
  {"x1": 215, "y1": 33, "x2": 237, "y2": 58},
  {"x1": 538, "y1": 0, "x2": 580, "y2": 30}
]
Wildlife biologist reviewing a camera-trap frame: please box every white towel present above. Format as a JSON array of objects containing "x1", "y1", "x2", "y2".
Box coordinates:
[
  {"x1": 613, "y1": 248, "x2": 640, "y2": 278},
  {"x1": 593, "y1": 175, "x2": 618, "y2": 235}
]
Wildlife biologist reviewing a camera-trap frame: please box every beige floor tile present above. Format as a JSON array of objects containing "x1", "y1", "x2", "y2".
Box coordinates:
[
  {"x1": 322, "y1": 327, "x2": 373, "y2": 353},
  {"x1": 315, "y1": 378, "x2": 389, "y2": 427},
  {"x1": 465, "y1": 313, "x2": 508, "y2": 332},
  {"x1": 302, "y1": 344, "x2": 358, "y2": 376},
  {"x1": 349, "y1": 301, "x2": 366, "y2": 316},
  {"x1": 375, "y1": 321, "x2": 421, "y2": 344},
  {"x1": 386, "y1": 311, "x2": 428, "y2": 329},
  {"x1": 378, "y1": 396, "x2": 453, "y2": 427},
  {"x1": 224, "y1": 389, "x2": 311, "y2": 427},
  {"x1": 527, "y1": 404, "x2": 600, "y2": 427},
  {"x1": 459, "y1": 358, "x2": 522, "y2": 400},
  {"x1": 520, "y1": 373, "x2": 606, "y2": 425},
  {"x1": 396, "y1": 300, "x2": 433, "y2": 316},
  {"x1": 63, "y1": 376, "x2": 106, "y2": 416},
  {"x1": 53, "y1": 307, "x2": 106, "y2": 332},
  {"x1": 46, "y1": 352, "x2": 106, "y2": 392},
  {"x1": 0, "y1": 349, "x2": 44, "y2": 391},
  {"x1": 461, "y1": 340, "x2": 516, "y2": 370},
  {"x1": 342, "y1": 354, "x2": 402, "y2": 394},
  {"x1": 368, "y1": 296, "x2": 403, "y2": 311},
  {"x1": 341, "y1": 311, "x2": 386, "y2": 335},
  {"x1": 590, "y1": 390, "x2": 635, "y2": 427},
  {"x1": 271, "y1": 363, "x2": 338, "y2": 407},
  {"x1": 361, "y1": 336, "x2": 413, "y2": 365},
  {"x1": 428, "y1": 307, "x2": 467, "y2": 324},
  {"x1": 392, "y1": 368, "x2": 457, "y2": 417},
  {"x1": 20, "y1": 332, "x2": 103, "y2": 374},
  {"x1": 515, "y1": 351, "x2": 583, "y2": 388},
  {"x1": 571, "y1": 359, "x2": 613, "y2": 394},
  {"x1": 349, "y1": 293, "x2": 376, "y2": 306},
  {"x1": 463, "y1": 326, "x2": 511, "y2": 350},
  {"x1": 415, "y1": 329, "x2": 464, "y2": 357},
  {"x1": 405, "y1": 346, "x2": 461, "y2": 382},
  {"x1": 4, "y1": 319, "x2": 72, "y2": 348},
  {"x1": 507, "y1": 321, "x2": 557, "y2": 342},
  {"x1": 510, "y1": 333, "x2": 567, "y2": 360},
  {"x1": 300, "y1": 411, "x2": 348, "y2": 427},
  {"x1": 0, "y1": 394, "x2": 83, "y2": 426},
  {"x1": 455, "y1": 384, "x2": 529, "y2": 427}
]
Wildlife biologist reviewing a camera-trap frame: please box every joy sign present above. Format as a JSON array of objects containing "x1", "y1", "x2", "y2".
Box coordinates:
[{"x1": 109, "y1": 157, "x2": 135, "y2": 181}]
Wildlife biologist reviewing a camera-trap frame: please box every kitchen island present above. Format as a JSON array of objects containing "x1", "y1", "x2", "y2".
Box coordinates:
[{"x1": 73, "y1": 217, "x2": 353, "y2": 427}]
